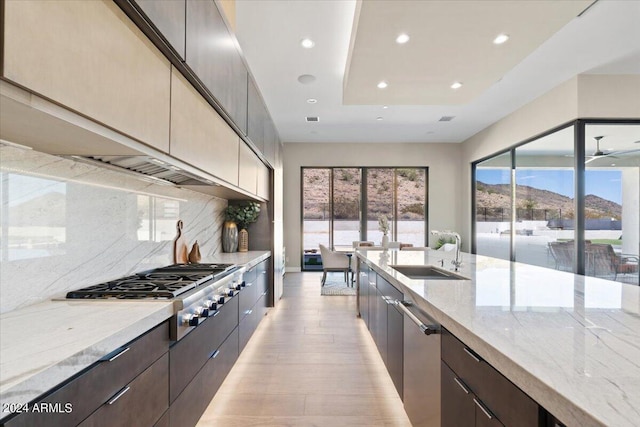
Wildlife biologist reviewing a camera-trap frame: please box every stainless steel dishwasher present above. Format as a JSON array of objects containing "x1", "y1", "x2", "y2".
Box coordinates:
[{"x1": 395, "y1": 299, "x2": 441, "y2": 427}]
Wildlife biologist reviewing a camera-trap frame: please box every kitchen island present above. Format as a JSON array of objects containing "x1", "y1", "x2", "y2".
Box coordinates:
[
  {"x1": 356, "y1": 248, "x2": 640, "y2": 427},
  {"x1": 0, "y1": 250, "x2": 270, "y2": 425}
]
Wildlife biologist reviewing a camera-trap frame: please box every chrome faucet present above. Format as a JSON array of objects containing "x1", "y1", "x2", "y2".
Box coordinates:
[{"x1": 431, "y1": 230, "x2": 462, "y2": 271}]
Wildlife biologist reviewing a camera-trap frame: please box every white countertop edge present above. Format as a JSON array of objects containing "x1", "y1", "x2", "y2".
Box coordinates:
[
  {"x1": 0, "y1": 303, "x2": 174, "y2": 411},
  {"x1": 357, "y1": 253, "x2": 606, "y2": 427},
  {"x1": 0, "y1": 252, "x2": 270, "y2": 414}
]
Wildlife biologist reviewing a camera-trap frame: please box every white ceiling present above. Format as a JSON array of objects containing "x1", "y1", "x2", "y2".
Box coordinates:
[
  {"x1": 344, "y1": 0, "x2": 591, "y2": 105},
  {"x1": 234, "y1": 0, "x2": 640, "y2": 144}
]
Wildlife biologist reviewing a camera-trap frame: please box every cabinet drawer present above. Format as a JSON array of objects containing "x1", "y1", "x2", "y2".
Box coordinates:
[
  {"x1": 243, "y1": 266, "x2": 258, "y2": 285},
  {"x1": 239, "y1": 281, "x2": 258, "y2": 320},
  {"x1": 441, "y1": 328, "x2": 539, "y2": 427},
  {"x1": 239, "y1": 306, "x2": 257, "y2": 353},
  {"x1": 169, "y1": 295, "x2": 239, "y2": 402},
  {"x1": 78, "y1": 353, "x2": 169, "y2": 427},
  {"x1": 4, "y1": 322, "x2": 169, "y2": 427},
  {"x1": 256, "y1": 260, "x2": 269, "y2": 297},
  {"x1": 377, "y1": 275, "x2": 403, "y2": 303},
  {"x1": 169, "y1": 328, "x2": 239, "y2": 427}
]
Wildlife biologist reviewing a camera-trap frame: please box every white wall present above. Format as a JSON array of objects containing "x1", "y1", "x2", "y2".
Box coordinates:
[
  {"x1": 283, "y1": 142, "x2": 461, "y2": 269},
  {"x1": 0, "y1": 145, "x2": 227, "y2": 313}
]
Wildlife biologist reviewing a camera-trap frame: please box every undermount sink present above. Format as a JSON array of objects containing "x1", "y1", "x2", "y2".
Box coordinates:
[{"x1": 390, "y1": 265, "x2": 469, "y2": 281}]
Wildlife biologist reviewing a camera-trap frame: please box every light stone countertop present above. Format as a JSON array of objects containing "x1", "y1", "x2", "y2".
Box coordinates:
[
  {"x1": 356, "y1": 249, "x2": 640, "y2": 427},
  {"x1": 0, "y1": 250, "x2": 271, "y2": 413}
]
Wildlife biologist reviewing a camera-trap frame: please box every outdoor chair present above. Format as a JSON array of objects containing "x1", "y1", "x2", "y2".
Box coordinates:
[
  {"x1": 319, "y1": 244, "x2": 350, "y2": 286},
  {"x1": 586, "y1": 243, "x2": 639, "y2": 280},
  {"x1": 548, "y1": 241, "x2": 574, "y2": 272}
]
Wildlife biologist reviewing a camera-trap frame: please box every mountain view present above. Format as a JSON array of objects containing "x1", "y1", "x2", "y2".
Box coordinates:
[{"x1": 476, "y1": 181, "x2": 622, "y2": 219}]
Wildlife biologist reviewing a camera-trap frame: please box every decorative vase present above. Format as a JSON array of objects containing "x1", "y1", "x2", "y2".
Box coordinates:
[
  {"x1": 238, "y1": 229, "x2": 249, "y2": 252},
  {"x1": 222, "y1": 221, "x2": 238, "y2": 252},
  {"x1": 382, "y1": 233, "x2": 389, "y2": 249},
  {"x1": 188, "y1": 241, "x2": 201, "y2": 263}
]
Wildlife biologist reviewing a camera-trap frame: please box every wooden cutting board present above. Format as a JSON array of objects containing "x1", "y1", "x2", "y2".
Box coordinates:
[{"x1": 173, "y1": 220, "x2": 188, "y2": 264}]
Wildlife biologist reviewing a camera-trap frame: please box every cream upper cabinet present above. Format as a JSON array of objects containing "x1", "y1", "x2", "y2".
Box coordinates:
[
  {"x1": 257, "y1": 161, "x2": 270, "y2": 200},
  {"x1": 238, "y1": 143, "x2": 258, "y2": 195},
  {"x1": 170, "y1": 69, "x2": 239, "y2": 186},
  {"x1": 2, "y1": 0, "x2": 171, "y2": 152}
]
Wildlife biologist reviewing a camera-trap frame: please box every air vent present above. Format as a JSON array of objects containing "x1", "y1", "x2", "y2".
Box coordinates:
[
  {"x1": 305, "y1": 116, "x2": 319, "y2": 122},
  {"x1": 438, "y1": 116, "x2": 455, "y2": 122}
]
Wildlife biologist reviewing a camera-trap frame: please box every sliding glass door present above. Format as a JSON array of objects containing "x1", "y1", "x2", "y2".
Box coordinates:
[
  {"x1": 472, "y1": 120, "x2": 639, "y2": 286},
  {"x1": 302, "y1": 167, "x2": 428, "y2": 269}
]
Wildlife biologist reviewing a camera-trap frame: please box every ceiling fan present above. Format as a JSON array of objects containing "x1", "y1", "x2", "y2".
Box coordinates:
[{"x1": 585, "y1": 136, "x2": 640, "y2": 164}]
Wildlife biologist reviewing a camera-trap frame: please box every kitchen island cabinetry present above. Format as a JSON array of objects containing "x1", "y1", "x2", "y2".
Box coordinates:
[
  {"x1": 185, "y1": 0, "x2": 247, "y2": 135},
  {"x1": 441, "y1": 328, "x2": 539, "y2": 427},
  {"x1": 3, "y1": 322, "x2": 170, "y2": 427}
]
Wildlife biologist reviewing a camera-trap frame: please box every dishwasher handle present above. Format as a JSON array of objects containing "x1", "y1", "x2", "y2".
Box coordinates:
[{"x1": 394, "y1": 300, "x2": 440, "y2": 335}]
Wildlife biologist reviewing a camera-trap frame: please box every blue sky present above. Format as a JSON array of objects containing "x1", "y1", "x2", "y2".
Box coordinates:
[{"x1": 476, "y1": 169, "x2": 622, "y2": 204}]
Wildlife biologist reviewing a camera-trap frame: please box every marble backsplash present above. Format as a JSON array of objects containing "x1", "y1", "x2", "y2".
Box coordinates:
[{"x1": 0, "y1": 144, "x2": 227, "y2": 313}]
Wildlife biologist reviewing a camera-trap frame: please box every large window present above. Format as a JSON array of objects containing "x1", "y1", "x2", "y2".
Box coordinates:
[
  {"x1": 302, "y1": 167, "x2": 428, "y2": 268},
  {"x1": 475, "y1": 152, "x2": 512, "y2": 261},
  {"x1": 473, "y1": 120, "x2": 639, "y2": 286}
]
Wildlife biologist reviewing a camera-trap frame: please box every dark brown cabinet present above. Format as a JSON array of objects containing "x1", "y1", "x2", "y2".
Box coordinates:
[
  {"x1": 169, "y1": 328, "x2": 239, "y2": 427},
  {"x1": 442, "y1": 328, "x2": 539, "y2": 427},
  {"x1": 135, "y1": 0, "x2": 186, "y2": 59},
  {"x1": 169, "y1": 294, "x2": 239, "y2": 402},
  {"x1": 185, "y1": 0, "x2": 247, "y2": 134},
  {"x1": 441, "y1": 361, "x2": 476, "y2": 427},
  {"x1": 247, "y1": 77, "x2": 265, "y2": 153},
  {"x1": 239, "y1": 259, "x2": 269, "y2": 352},
  {"x1": 403, "y1": 305, "x2": 441, "y2": 427},
  {"x1": 78, "y1": 353, "x2": 169, "y2": 427},
  {"x1": 386, "y1": 301, "x2": 404, "y2": 399},
  {"x1": 358, "y1": 261, "x2": 370, "y2": 326},
  {"x1": 4, "y1": 322, "x2": 170, "y2": 427}
]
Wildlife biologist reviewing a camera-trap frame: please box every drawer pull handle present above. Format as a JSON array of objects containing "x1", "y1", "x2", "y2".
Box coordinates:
[
  {"x1": 473, "y1": 398, "x2": 494, "y2": 420},
  {"x1": 209, "y1": 349, "x2": 220, "y2": 359},
  {"x1": 454, "y1": 377, "x2": 470, "y2": 394},
  {"x1": 213, "y1": 310, "x2": 221, "y2": 317},
  {"x1": 245, "y1": 309, "x2": 253, "y2": 315},
  {"x1": 108, "y1": 347, "x2": 130, "y2": 362},
  {"x1": 463, "y1": 347, "x2": 481, "y2": 363},
  {"x1": 395, "y1": 301, "x2": 440, "y2": 335},
  {"x1": 262, "y1": 291, "x2": 268, "y2": 296},
  {"x1": 107, "y1": 386, "x2": 130, "y2": 405}
]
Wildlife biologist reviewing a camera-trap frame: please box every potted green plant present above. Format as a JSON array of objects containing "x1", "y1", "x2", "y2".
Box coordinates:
[{"x1": 224, "y1": 202, "x2": 261, "y2": 252}]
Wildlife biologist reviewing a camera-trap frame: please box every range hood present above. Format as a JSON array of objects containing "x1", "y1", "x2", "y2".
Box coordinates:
[
  {"x1": 0, "y1": 80, "x2": 262, "y2": 201},
  {"x1": 66, "y1": 154, "x2": 218, "y2": 186}
]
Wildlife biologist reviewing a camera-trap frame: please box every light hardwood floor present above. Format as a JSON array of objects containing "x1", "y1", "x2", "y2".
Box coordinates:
[{"x1": 197, "y1": 272, "x2": 412, "y2": 426}]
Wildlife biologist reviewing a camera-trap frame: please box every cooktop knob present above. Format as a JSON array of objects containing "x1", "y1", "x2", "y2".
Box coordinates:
[
  {"x1": 204, "y1": 299, "x2": 217, "y2": 310},
  {"x1": 197, "y1": 306, "x2": 209, "y2": 318}
]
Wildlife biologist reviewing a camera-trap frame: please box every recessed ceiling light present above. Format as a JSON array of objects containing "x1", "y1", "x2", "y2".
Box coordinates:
[
  {"x1": 377, "y1": 81, "x2": 388, "y2": 89},
  {"x1": 297, "y1": 74, "x2": 316, "y2": 84},
  {"x1": 307, "y1": 98, "x2": 318, "y2": 104},
  {"x1": 300, "y1": 38, "x2": 315, "y2": 48},
  {"x1": 395, "y1": 33, "x2": 410, "y2": 44},
  {"x1": 376, "y1": 117, "x2": 384, "y2": 121},
  {"x1": 611, "y1": 163, "x2": 616, "y2": 166},
  {"x1": 450, "y1": 81, "x2": 463, "y2": 90},
  {"x1": 493, "y1": 34, "x2": 509, "y2": 45},
  {"x1": 383, "y1": 105, "x2": 389, "y2": 109}
]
